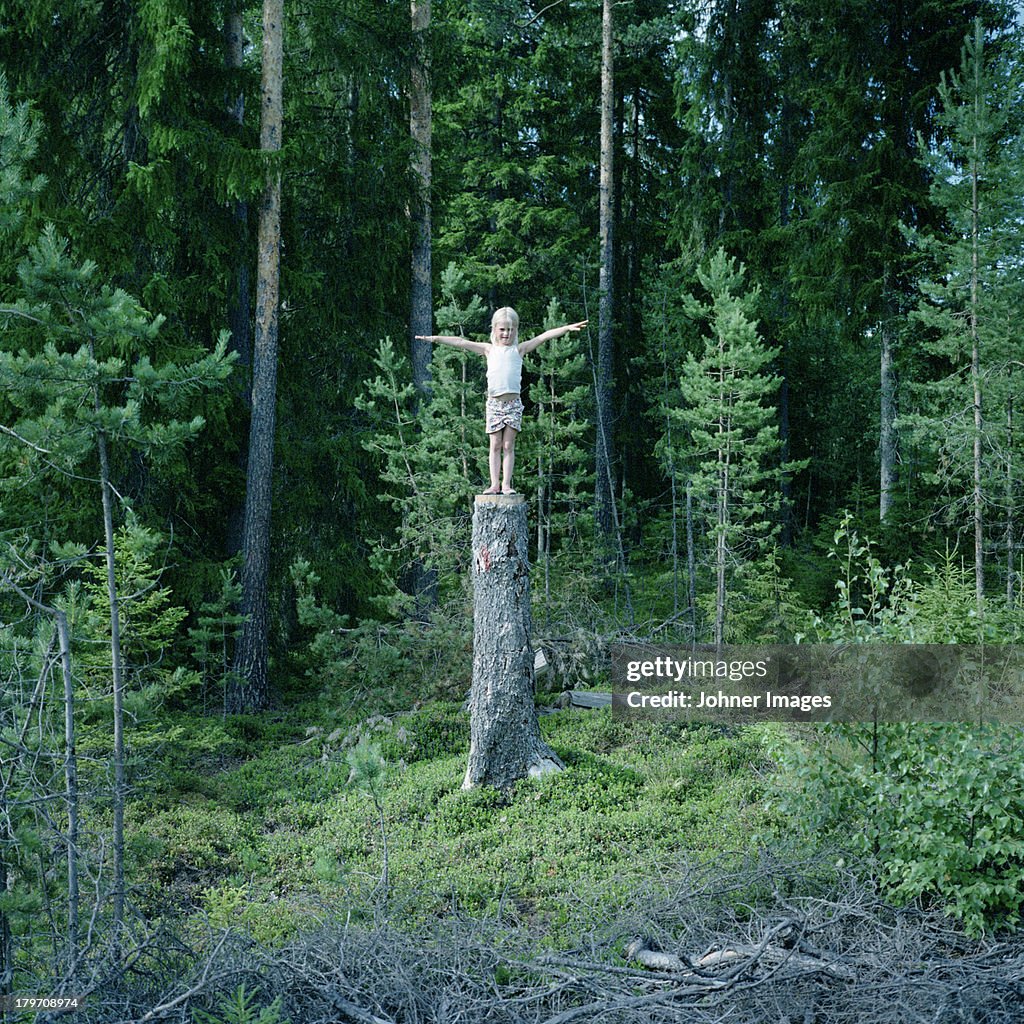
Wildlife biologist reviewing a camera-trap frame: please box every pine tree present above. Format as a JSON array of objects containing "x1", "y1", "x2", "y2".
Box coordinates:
[
  {"x1": 0, "y1": 86, "x2": 232, "y2": 945},
  {"x1": 667, "y1": 249, "x2": 793, "y2": 645},
  {"x1": 645, "y1": 255, "x2": 701, "y2": 624},
  {"x1": 231, "y1": 0, "x2": 284, "y2": 713},
  {"x1": 902, "y1": 19, "x2": 1024, "y2": 610}
]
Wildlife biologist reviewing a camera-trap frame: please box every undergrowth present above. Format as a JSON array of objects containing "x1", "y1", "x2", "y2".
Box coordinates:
[{"x1": 128, "y1": 704, "x2": 782, "y2": 948}]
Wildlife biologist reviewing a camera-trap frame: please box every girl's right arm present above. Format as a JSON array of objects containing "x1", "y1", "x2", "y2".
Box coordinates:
[{"x1": 415, "y1": 335, "x2": 489, "y2": 355}]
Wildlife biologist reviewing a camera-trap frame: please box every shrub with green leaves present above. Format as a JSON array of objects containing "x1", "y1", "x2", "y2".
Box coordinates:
[
  {"x1": 772, "y1": 723, "x2": 1024, "y2": 935},
  {"x1": 812, "y1": 512, "x2": 1023, "y2": 643},
  {"x1": 774, "y1": 514, "x2": 1024, "y2": 935}
]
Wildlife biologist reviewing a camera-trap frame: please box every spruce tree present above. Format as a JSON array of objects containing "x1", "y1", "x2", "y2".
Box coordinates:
[{"x1": 520, "y1": 298, "x2": 593, "y2": 612}]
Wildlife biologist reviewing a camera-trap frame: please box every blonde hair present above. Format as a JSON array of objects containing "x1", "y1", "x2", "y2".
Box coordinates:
[{"x1": 490, "y1": 306, "x2": 519, "y2": 343}]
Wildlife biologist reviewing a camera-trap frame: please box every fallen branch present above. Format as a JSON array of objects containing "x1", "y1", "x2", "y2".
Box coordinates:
[{"x1": 624, "y1": 914, "x2": 857, "y2": 986}]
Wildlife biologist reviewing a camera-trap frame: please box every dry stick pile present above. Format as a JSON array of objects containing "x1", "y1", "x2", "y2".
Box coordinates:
[{"x1": 84, "y1": 858, "x2": 1024, "y2": 1024}]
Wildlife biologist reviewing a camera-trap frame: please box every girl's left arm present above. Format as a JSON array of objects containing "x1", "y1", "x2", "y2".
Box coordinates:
[{"x1": 518, "y1": 320, "x2": 588, "y2": 355}]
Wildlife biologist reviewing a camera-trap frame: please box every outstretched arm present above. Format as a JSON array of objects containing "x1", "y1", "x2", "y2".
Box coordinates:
[
  {"x1": 518, "y1": 320, "x2": 588, "y2": 356},
  {"x1": 415, "y1": 334, "x2": 489, "y2": 356}
]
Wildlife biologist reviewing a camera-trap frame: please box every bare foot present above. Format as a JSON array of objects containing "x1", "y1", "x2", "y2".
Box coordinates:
[
  {"x1": 483, "y1": 485, "x2": 500, "y2": 494},
  {"x1": 502, "y1": 487, "x2": 517, "y2": 495}
]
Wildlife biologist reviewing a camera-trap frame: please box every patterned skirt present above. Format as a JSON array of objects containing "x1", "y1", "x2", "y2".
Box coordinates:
[{"x1": 486, "y1": 395, "x2": 525, "y2": 433}]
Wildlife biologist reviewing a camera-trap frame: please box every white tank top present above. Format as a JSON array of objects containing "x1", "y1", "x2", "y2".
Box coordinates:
[{"x1": 486, "y1": 345, "x2": 523, "y2": 396}]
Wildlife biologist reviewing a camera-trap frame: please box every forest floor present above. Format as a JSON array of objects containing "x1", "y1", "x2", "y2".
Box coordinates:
[
  {"x1": 127, "y1": 696, "x2": 789, "y2": 948},
  {"x1": 69, "y1": 687, "x2": 1024, "y2": 1023}
]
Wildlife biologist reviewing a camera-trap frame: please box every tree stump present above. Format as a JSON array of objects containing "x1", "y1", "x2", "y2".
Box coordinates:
[{"x1": 463, "y1": 494, "x2": 564, "y2": 790}]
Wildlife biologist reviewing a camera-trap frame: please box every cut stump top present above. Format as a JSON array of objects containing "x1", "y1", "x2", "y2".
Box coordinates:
[{"x1": 474, "y1": 493, "x2": 526, "y2": 507}]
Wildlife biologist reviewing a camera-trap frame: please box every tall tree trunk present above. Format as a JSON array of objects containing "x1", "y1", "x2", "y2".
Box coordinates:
[
  {"x1": 879, "y1": 318, "x2": 898, "y2": 523},
  {"x1": 595, "y1": 0, "x2": 616, "y2": 551},
  {"x1": 659, "y1": 330, "x2": 679, "y2": 617},
  {"x1": 464, "y1": 496, "x2": 563, "y2": 790},
  {"x1": 778, "y1": 98, "x2": 794, "y2": 546},
  {"x1": 231, "y1": 0, "x2": 284, "y2": 713},
  {"x1": 408, "y1": 0, "x2": 437, "y2": 612},
  {"x1": 714, "y1": 405, "x2": 730, "y2": 647},
  {"x1": 225, "y1": 7, "x2": 251, "y2": 389},
  {"x1": 409, "y1": 0, "x2": 433, "y2": 395},
  {"x1": 95, "y1": 429, "x2": 125, "y2": 946},
  {"x1": 970, "y1": 124, "x2": 984, "y2": 609},
  {"x1": 55, "y1": 607, "x2": 79, "y2": 969},
  {"x1": 0, "y1": 854, "x2": 9, "y2": 1005}
]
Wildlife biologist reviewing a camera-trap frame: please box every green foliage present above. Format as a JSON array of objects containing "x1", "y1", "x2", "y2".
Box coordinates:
[
  {"x1": 355, "y1": 264, "x2": 599, "y2": 611},
  {"x1": 141, "y1": 803, "x2": 258, "y2": 879},
  {"x1": 0, "y1": 618, "x2": 62, "y2": 963},
  {"x1": 713, "y1": 549, "x2": 810, "y2": 643},
  {"x1": 346, "y1": 739, "x2": 386, "y2": 800},
  {"x1": 291, "y1": 558, "x2": 472, "y2": 707},
  {"x1": 77, "y1": 516, "x2": 188, "y2": 682},
  {"x1": 0, "y1": 195, "x2": 234, "y2": 551},
  {"x1": 810, "y1": 511, "x2": 1022, "y2": 643},
  {"x1": 432, "y1": 5, "x2": 593, "y2": 314},
  {"x1": 3, "y1": 3, "x2": 1024, "y2": 1001},
  {"x1": 809, "y1": 512, "x2": 917, "y2": 643},
  {"x1": 673, "y1": 249, "x2": 784, "y2": 545},
  {"x1": 659, "y1": 248, "x2": 802, "y2": 642},
  {"x1": 775, "y1": 513, "x2": 1024, "y2": 934},
  {"x1": 187, "y1": 565, "x2": 246, "y2": 706},
  {"x1": 193, "y1": 985, "x2": 289, "y2": 1024},
  {"x1": 0, "y1": 70, "x2": 45, "y2": 245},
  {"x1": 521, "y1": 296, "x2": 594, "y2": 600},
  {"x1": 355, "y1": 325, "x2": 477, "y2": 610},
  {"x1": 899, "y1": 20, "x2": 1024, "y2": 582},
  {"x1": 773, "y1": 724, "x2": 1024, "y2": 935},
  {"x1": 125, "y1": 690, "x2": 782, "y2": 947}
]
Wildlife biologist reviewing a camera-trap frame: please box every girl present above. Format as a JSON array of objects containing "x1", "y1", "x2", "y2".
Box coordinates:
[{"x1": 416, "y1": 308, "x2": 587, "y2": 494}]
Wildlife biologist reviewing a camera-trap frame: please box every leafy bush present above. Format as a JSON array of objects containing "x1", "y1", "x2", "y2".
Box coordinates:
[
  {"x1": 772, "y1": 723, "x2": 1024, "y2": 935},
  {"x1": 773, "y1": 516, "x2": 1024, "y2": 934},
  {"x1": 809, "y1": 512, "x2": 1023, "y2": 643}
]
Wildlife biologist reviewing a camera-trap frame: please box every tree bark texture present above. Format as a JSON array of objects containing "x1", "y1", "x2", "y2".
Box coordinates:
[
  {"x1": 231, "y1": 0, "x2": 283, "y2": 713},
  {"x1": 95, "y1": 426, "x2": 125, "y2": 945},
  {"x1": 595, "y1": 0, "x2": 616, "y2": 547},
  {"x1": 463, "y1": 496, "x2": 563, "y2": 791},
  {"x1": 409, "y1": 0, "x2": 433, "y2": 396},
  {"x1": 879, "y1": 321, "x2": 897, "y2": 522}
]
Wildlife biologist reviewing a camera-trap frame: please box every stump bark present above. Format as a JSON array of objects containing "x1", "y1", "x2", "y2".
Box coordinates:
[{"x1": 463, "y1": 494, "x2": 564, "y2": 790}]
